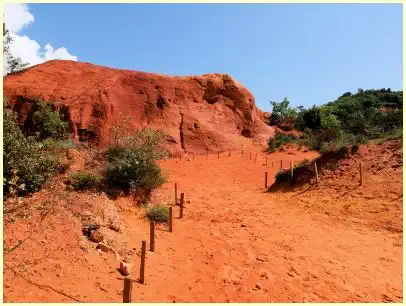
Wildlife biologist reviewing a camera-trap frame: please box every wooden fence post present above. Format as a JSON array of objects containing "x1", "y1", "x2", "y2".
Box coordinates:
[
  {"x1": 139, "y1": 241, "x2": 146, "y2": 284},
  {"x1": 250, "y1": 152, "x2": 252, "y2": 160},
  {"x1": 169, "y1": 207, "x2": 173, "y2": 232},
  {"x1": 359, "y1": 161, "x2": 363, "y2": 186},
  {"x1": 229, "y1": 151, "x2": 231, "y2": 157},
  {"x1": 265, "y1": 171, "x2": 268, "y2": 189},
  {"x1": 179, "y1": 192, "x2": 185, "y2": 219},
  {"x1": 123, "y1": 278, "x2": 133, "y2": 303},
  {"x1": 314, "y1": 161, "x2": 319, "y2": 183},
  {"x1": 149, "y1": 220, "x2": 155, "y2": 252},
  {"x1": 218, "y1": 152, "x2": 220, "y2": 159},
  {"x1": 206, "y1": 150, "x2": 208, "y2": 160},
  {"x1": 174, "y1": 183, "x2": 178, "y2": 205},
  {"x1": 179, "y1": 193, "x2": 184, "y2": 218},
  {"x1": 280, "y1": 159, "x2": 283, "y2": 170},
  {"x1": 291, "y1": 160, "x2": 294, "y2": 178}
]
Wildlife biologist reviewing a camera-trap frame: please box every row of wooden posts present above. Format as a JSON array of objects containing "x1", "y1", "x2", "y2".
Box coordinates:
[
  {"x1": 177, "y1": 149, "x2": 365, "y2": 185},
  {"x1": 178, "y1": 150, "x2": 276, "y2": 162},
  {"x1": 123, "y1": 184, "x2": 185, "y2": 302},
  {"x1": 179, "y1": 149, "x2": 365, "y2": 189},
  {"x1": 263, "y1": 160, "x2": 364, "y2": 189}
]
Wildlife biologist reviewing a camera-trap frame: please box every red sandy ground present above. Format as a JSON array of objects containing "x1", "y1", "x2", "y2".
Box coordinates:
[{"x1": 3, "y1": 144, "x2": 403, "y2": 302}]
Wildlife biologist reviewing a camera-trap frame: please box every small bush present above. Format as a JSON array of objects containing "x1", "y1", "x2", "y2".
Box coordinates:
[
  {"x1": 69, "y1": 172, "x2": 103, "y2": 191},
  {"x1": 105, "y1": 128, "x2": 167, "y2": 192},
  {"x1": 146, "y1": 204, "x2": 169, "y2": 223},
  {"x1": 268, "y1": 132, "x2": 298, "y2": 152}
]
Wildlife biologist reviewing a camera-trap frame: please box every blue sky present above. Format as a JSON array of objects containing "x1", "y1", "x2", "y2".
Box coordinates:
[{"x1": 16, "y1": 4, "x2": 403, "y2": 112}]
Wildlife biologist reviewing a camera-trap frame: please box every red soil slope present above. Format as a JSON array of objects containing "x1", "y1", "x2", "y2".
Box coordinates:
[
  {"x1": 3, "y1": 141, "x2": 402, "y2": 302},
  {"x1": 3, "y1": 60, "x2": 274, "y2": 155}
]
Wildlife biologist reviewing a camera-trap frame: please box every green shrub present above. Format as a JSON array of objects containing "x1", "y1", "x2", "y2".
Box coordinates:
[
  {"x1": 69, "y1": 172, "x2": 103, "y2": 191},
  {"x1": 268, "y1": 132, "x2": 298, "y2": 152},
  {"x1": 105, "y1": 128, "x2": 167, "y2": 192},
  {"x1": 40, "y1": 138, "x2": 76, "y2": 151},
  {"x1": 21, "y1": 97, "x2": 71, "y2": 139},
  {"x1": 4, "y1": 103, "x2": 59, "y2": 196},
  {"x1": 146, "y1": 204, "x2": 169, "y2": 223},
  {"x1": 319, "y1": 142, "x2": 330, "y2": 154}
]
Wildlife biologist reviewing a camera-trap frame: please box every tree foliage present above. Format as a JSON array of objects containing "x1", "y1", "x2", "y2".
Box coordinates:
[
  {"x1": 268, "y1": 88, "x2": 403, "y2": 153},
  {"x1": 3, "y1": 23, "x2": 29, "y2": 74},
  {"x1": 269, "y1": 97, "x2": 297, "y2": 126}
]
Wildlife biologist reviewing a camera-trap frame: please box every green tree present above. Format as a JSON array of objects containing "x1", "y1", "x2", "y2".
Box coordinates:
[
  {"x1": 3, "y1": 23, "x2": 29, "y2": 74},
  {"x1": 269, "y1": 97, "x2": 297, "y2": 125}
]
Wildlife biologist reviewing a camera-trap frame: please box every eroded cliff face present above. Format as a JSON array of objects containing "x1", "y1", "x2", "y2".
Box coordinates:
[{"x1": 4, "y1": 60, "x2": 274, "y2": 155}]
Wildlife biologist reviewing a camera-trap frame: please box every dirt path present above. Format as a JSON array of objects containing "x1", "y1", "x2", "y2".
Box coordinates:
[
  {"x1": 4, "y1": 150, "x2": 402, "y2": 302},
  {"x1": 120, "y1": 151, "x2": 402, "y2": 302}
]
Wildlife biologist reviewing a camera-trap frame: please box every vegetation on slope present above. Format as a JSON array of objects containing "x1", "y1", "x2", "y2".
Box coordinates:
[
  {"x1": 268, "y1": 88, "x2": 403, "y2": 153},
  {"x1": 4, "y1": 98, "x2": 168, "y2": 202},
  {"x1": 3, "y1": 99, "x2": 69, "y2": 198}
]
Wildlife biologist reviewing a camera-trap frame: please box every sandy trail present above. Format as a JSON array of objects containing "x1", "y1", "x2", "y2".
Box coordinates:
[
  {"x1": 120, "y1": 151, "x2": 402, "y2": 302},
  {"x1": 3, "y1": 150, "x2": 402, "y2": 302}
]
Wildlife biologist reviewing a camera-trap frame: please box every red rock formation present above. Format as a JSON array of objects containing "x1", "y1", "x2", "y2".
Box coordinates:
[{"x1": 4, "y1": 60, "x2": 274, "y2": 155}]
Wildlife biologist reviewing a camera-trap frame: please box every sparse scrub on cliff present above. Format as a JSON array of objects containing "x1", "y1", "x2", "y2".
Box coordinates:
[
  {"x1": 105, "y1": 128, "x2": 168, "y2": 193},
  {"x1": 14, "y1": 96, "x2": 71, "y2": 140},
  {"x1": 33, "y1": 99, "x2": 70, "y2": 139}
]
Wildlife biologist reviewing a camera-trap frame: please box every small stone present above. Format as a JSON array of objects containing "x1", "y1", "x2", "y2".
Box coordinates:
[
  {"x1": 241, "y1": 224, "x2": 246, "y2": 228},
  {"x1": 90, "y1": 230, "x2": 104, "y2": 243},
  {"x1": 96, "y1": 242, "x2": 111, "y2": 253},
  {"x1": 119, "y1": 261, "x2": 129, "y2": 276},
  {"x1": 255, "y1": 283, "x2": 261, "y2": 289}
]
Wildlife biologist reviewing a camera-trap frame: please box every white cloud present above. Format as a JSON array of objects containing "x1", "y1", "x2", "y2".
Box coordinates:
[
  {"x1": 4, "y1": 3, "x2": 34, "y2": 33},
  {"x1": 44, "y1": 44, "x2": 77, "y2": 61},
  {"x1": 4, "y1": 3, "x2": 78, "y2": 74}
]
